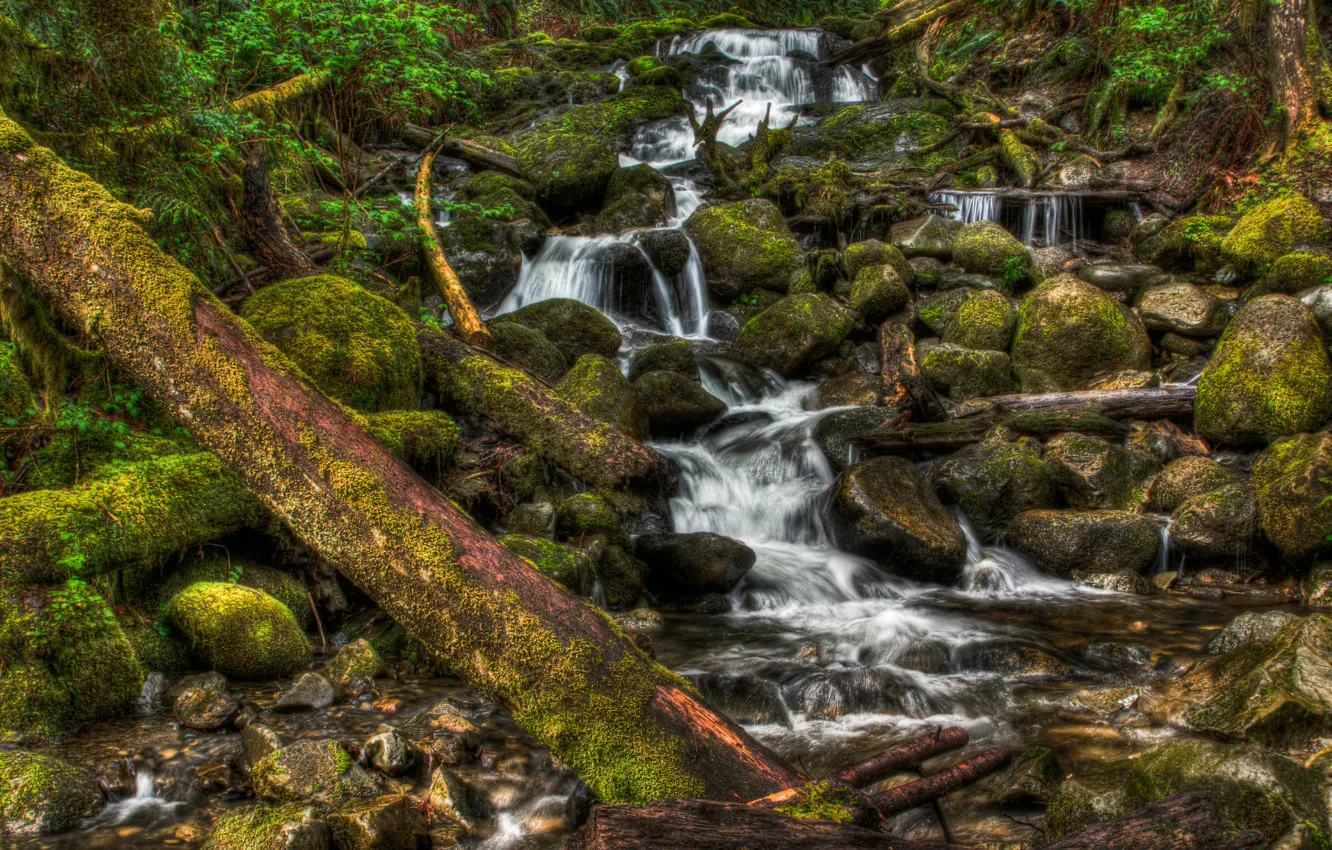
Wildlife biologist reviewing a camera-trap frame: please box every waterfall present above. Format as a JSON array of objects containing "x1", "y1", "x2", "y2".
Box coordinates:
[
  {"x1": 930, "y1": 190, "x2": 1087, "y2": 248},
  {"x1": 932, "y1": 190, "x2": 1002, "y2": 226},
  {"x1": 831, "y1": 64, "x2": 879, "y2": 102}
]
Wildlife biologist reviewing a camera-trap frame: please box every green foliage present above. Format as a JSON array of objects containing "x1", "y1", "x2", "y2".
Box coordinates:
[{"x1": 1098, "y1": 0, "x2": 1227, "y2": 105}]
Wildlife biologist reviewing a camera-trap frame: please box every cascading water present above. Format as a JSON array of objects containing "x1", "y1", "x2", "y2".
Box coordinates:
[{"x1": 929, "y1": 190, "x2": 1088, "y2": 248}]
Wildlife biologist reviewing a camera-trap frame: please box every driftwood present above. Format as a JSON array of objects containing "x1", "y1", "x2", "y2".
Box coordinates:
[
  {"x1": 1044, "y1": 791, "x2": 1265, "y2": 850},
  {"x1": 241, "y1": 145, "x2": 315, "y2": 279},
  {"x1": 981, "y1": 386, "x2": 1196, "y2": 419},
  {"x1": 414, "y1": 149, "x2": 492, "y2": 348},
  {"x1": 865, "y1": 748, "x2": 1012, "y2": 817}
]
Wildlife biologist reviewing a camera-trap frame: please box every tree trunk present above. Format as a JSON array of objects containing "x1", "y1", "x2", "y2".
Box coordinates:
[
  {"x1": 1268, "y1": 0, "x2": 1332, "y2": 146},
  {"x1": 0, "y1": 107, "x2": 802, "y2": 806},
  {"x1": 1044, "y1": 791, "x2": 1266, "y2": 850},
  {"x1": 241, "y1": 145, "x2": 315, "y2": 279},
  {"x1": 415, "y1": 152, "x2": 492, "y2": 349},
  {"x1": 984, "y1": 386, "x2": 1195, "y2": 418}
]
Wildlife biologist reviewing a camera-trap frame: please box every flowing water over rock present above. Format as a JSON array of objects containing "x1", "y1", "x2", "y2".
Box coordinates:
[{"x1": 931, "y1": 189, "x2": 1090, "y2": 248}]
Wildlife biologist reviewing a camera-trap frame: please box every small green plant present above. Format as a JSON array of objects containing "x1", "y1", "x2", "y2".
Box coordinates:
[{"x1": 1002, "y1": 255, "x2": 1027, "y2": 288}]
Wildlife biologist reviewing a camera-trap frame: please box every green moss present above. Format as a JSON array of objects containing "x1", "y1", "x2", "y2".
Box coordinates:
[
  {"x1": 1222, "y1": 193, "x2": 1326, "y2": 278},
  {"x1": 556, "y1": 493, "x2": 622, "y2": 541},
  {"x1": 729, "y1": 292, "x2": 855, "y2": 377},
  {"x1": 202, "y1": 803, "x2": 325, "y2": 850},
  {"x1": 125, "y1": 551, "x2": 311, "y2": 630},
  {"x1": 849, "y1": 264, "x2": 910, "y2": 322},
  {"x1": 799, "y1": 107, "x2": 954, "y2": 167},
  {"x1": 582, "y1": 25, "x2": 619, "y2": 42},
  {"x1": 949, "y1": 289, "x2": 1017, "y2": 351},
  {"x1": 554, "y1": 354, "x2": 644, "y2": 439},
  {"x1": 920, "y1": 344, "x2": 1017, "y2": 400},
  {"x1": 500, "y1": 534, "x2": 594, "y2": 595},
  {"x1": 25, "y1": 427, "x2": 191, "y2": 490},
  {"x1": 774, "y1": 781, "x2": 857, "y2": 824},
  {"x1": 364, "y1": 409, "x2": 460, "y2": 473},
  {"x1": 1251, "y1": 431, "x2": 1332, "y2": 559},
  {"x1": 0, "y1": 341, "x2": 35, "y2": 426},
  {"x1": 1135, "y1": 214, "x2": 1231, "y2": 273},
  {"x1": 251, "y1": 739, "x2": 377, "y2": 803},
  {"x1": 683, "y1": 199, "x2": 803, "y2": 298},
  {"x1": 1249, "y1": 251, "x2": 1332, "y2": 299},
  {"x1": 952, "y1": 221, "x2": 1032, "y2": 286},
  {"x1": 699, "y1": 12, "x2": 754, "y2": 27},
  {"x1": 843, "y1": 239, "x2": 914, "y2": 284},
  {"x1": 168, "y1": 582, "x2": 311, "y2": 679},
  {"x1": 626, "y1": 56, "x2": 662, "y2": 76},
  {"x1": 323, "y1": 638, "x2": 386, "y2": 688},
  {"x1": 240, "y1": 274, "x2": 421, "y2": 412},
  {"x1": 0, "y1": 750, "x2": 104, "y2": 835}
]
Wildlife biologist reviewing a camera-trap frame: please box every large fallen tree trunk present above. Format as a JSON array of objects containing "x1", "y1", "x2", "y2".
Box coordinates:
[
  {"x1": 1044, "y1": 791, "x2": 1265, "y2": 850},
  {"x1": 0, "y1": 108, "x2": 801, "y2": 805},
  {"x1": 980, "y1": 386, "x2": 1196, "y2": 419},
  {"x1": 824, "y1": 0, "x2": 973, "y2": 67}
]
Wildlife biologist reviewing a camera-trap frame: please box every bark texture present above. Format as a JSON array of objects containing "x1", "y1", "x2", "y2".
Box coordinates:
[
  {"x1": 1045, "y1": 791, "x2": 1265, "y2": 850},
  {"x1": 241, "y1": 145, "x2": 315, "y2": 279},
  {"x1": 1268, "y1": 0, "x2": 1332, "y2": 144}
]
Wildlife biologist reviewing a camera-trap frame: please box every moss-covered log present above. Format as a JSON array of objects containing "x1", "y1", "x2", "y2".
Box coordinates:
[
  {"x1": 418, "y1": 324, "x2": 671, "y2": 491},
  {"x1": 415, "y1": 151, "x2": 491, "y2": 348},
  {"x1": 0, "y1": 108, "x2": 796, "y2": 805}
]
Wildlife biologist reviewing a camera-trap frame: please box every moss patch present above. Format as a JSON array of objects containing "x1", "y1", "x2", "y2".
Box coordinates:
[{"x1": 168, "y1": 582, "x2": 311, "y2": 679}]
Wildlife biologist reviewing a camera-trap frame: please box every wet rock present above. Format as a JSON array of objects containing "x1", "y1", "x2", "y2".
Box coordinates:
[
  {"x1": 1009, "y1": 510, "x2": 1160, "y2": 577},
  {"x1": 813, "y1": 373, "x2": 880, "y2": 408},
  {"x1": 849, "y1": 264, "x2": 910, "y2": 323},
  {"x1": 951, "y1": 221, "x2": 1032, "y2": 289},
  {"x1": 1136, "y1": 280, "x2": 1229, "y2": 336},
  {"x1": 403, "y1": 701, "x2": 480, "y2": 766},
  {"x1": 843, "y1": 239, "x2": 915, "y2": 285},
  {"x1": 499, "y1": 534, "x2": 594, "y2": 595},
  {"x1": 932, "y1": 433, "x2": 1058, "y2": 540},
  {"x1": 1205, "y1": 610, "x2": 1299, "y2": 655},
  {"x1": 168, "y1": 582, "x2": 311, "y2": 679},
  {"x1": 1011, "y1": 276, "x2": 1152, "y2": 392},
  {"x1": 203, "y1": 803, "x2": 330, "y2": 850},
  {"x1": 253, "y1": 740, "x2": 380, "y2": 804},
  {"x1": 491, "y1": 298, "x2": 622, "y2": 364},
  {"x1": 507, "y1": 501, "x2": 555, "y2": 537},
  {"x1": 327, "y1": 795, "x2": 428, "y2": 850},
  {"x1": 0, "y1": 751, "x2": 104, "y2": 836},
  {"x1": 639, "y1": 228, "x2": 691, "y2": 276},
  {"x1": 554, "y1": 353, "x2": 646, "y2": 439},
  {"x1": 1196, "y1": 295, "x2": 1332, "y2": 446},
  {"x1": 1076, "y1": 262, "x2": 1160, "y2": 297},
  {"x1": 705, "y1": 310, "x2": 742, "y2": 341},
  {"x1": 242, "y1": 724, "x2": 283, "y2": 772},
  {"x1": 1102, "y1": 209, "x2": 1135, "y2": 241},
  {"x1": 918, "y1": 288, "x2": 1017, "y2": 352},
  {"x1": 1072, "y1": 571, "x2": 1154, "y2": 594},
  {"x1": 690, "y1": 673, "x2": 792, "y2": 726},
  {"x1": 1084, "y1": 641, "x2": 1151, "y2": 667},
  {"x1": 1043, "y1": 432, "x2": 1161, "y2": 510},
  {"x1": 637, "y1": 532, "x2": 755, "y2": 603},
  {"x1": 427, "y1": 766, "x2": 483, "y2": 832},
  {"x1": 971, "y1": 645, "x2": 1073, "y2": 676},
  {"x1": 593, "y1": 543, "x2": 647, "y2": 610},
  {"x1": 596, "y1": 164, "x2": 676, "y2": 232},
  {"x1": 629, "y1": 338, "x2": 699, "y2": 383},
  {"x1": 1306, "y1": 563, "x2": 1332, "y2": 609},
  {"x1": 990, "y1": 746, "x2": 1063, "y2": 804},
  {"x1": 919, "y1": 343, "x2": 1016, "y2": 401},
  {"x1": 728, "y1": 293, "x2": 856, "y2": 377},
  {"x1": 830, "y1": 456, "x2": 967, "y2": 583},
  {"x1": 909, "y1": 256, "x2": 944, "y2": 288},
  {"x1": 1045, "y1": 738, "x2": 1328, "y2": 843},
  {"x1": 1171, "y1": 484, "x2": 1260, "y2": 560},
  {"x1": 1127, "y1": 419, "x2": 1211, "y2": 464},
  {"x1": 1147, "y1": 456, "x2": 1233, "y2": 512},
  {"x1": 1160, "y1": 331, "x2": 1213, "y2": 356},
  {"x1": 814, "y1": 406, "x2": 892, "y2": 471},
  {"x1": 362, "y1": 725, "x2": 418, "y2": 777},
  {"x1": 174, "y1": 687, "x2": 240, "y2": 730},
  {"x1": 1251, "y1": 430, "x2": 1332, "y2": 559},
  {"x1": 275, "y1": 672, "x2": 336, "y2": 713},
  {"x1": 167, "y1": 670, "x2": 229, "y2": 703},
  {"x1": 324, "y1": 640, "x2": 387, "y2": 693},
  {"x1": 633, "y1": 370, "x2": 726, "y2": 436},
  {"x1": 889, "y1": 214, "x2": 961, "y2": 260},
  {"x1": 1221, "y1": 192, "x2": 1326, "y2": 278},
  {"x1": 684, "y1": 198, "x2": 803, "y2": 299},
  {"x1": 556, "y1": 493, "x2": 623, "y2": 542},
  {"x1": 487, "y1": 321, "x2": 568, "y2": 384}
]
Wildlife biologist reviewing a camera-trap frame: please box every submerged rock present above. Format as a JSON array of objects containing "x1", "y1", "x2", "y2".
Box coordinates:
[
  {"x1": 637, "y1": 532, "x2": 756, "y2": 602},
  {"x1": 728, "y1": 293, "x2": 855, "y2": 377},
  {"x1": 202, "y1": 803, "x2": 329, "y2": 850},
  {"x1": 683, "y1": 198, "x2": 803, "y2": 299},
  {"x1": 1009, "y1": 510, "x2": 1159, "y2": 577},
  {"x1": 361, "y1": 725, "x2": 419, "y2": 777},
  {"x1": 1011, "y1": 277, "x2": 1152, "y2": 392},
  {"x1": 168, "y1": 582, "x2": 311, "y2": 679},
  {"x1": 0, "y1": 751, "x2": 104, "y2": 836},
  {"x1": 991, "y1": 745, "x2": 1063, "y2": 804}
]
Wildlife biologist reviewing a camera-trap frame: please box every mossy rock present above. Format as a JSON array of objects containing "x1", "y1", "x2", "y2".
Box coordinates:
[
  {"x1": 581, "y1": 25, "x2": 619, "y2": 42},
  {"x1": 323, "y1": 638, "x2": 386, "y2": 690},
  {"x1": 168, "y1": 582, "x2": 311, "y2": 679},
  {"x1": 631, "y1": 65, "x2": 683, "y2": 89},
  {"x1": 500, "y1": 534, "x2": 594, "y2": 595},
  {"x1": 596, "y1": 164, "x2": 677, "y2": 233},
  {"x1": 633, "y1": 370, "x2": 726, "y2": 436},
  {"x1": 889, "y1": 214, "x2": 961, "y2": 261},
  {"x1": 1148, "y1": 456, "x2": 1233, "y2": 512},
  {"x1": 492, "y1": 298, "x2": 622, "y2": 365},
  {"x1": 728, "y1": 293, "x2": 855, "y2": 377},
  {"x1": 556, "y1": 493, "x2": 623, "y2": 542},
  {"x1": 1045, "y1": 738, "x2": 1327, "y2": 843},
  {"x1": 201, "y1": 803, "x2": 329, "y2": 850},
  {"x1": 240, "y1": 275, "x2": 421, "y2": 412},
  {"x1": 991, "y1": 746, "x2": 1064, "y2": 804},
  {"x1": 931, "y1": 433, "x2": 1057, "y2": 540},
  {"x1": 554, "y1": 354, "x2": 645, "y2": 439},
  {"x1": 843, "y1": 239, "x2": 915, "y2": 285},
  {"x1": 594, "y1": 543, "x2": 647, "y2": 610},
  {"x1": 1221, "y1": 193, "x2": 1326, "y2": 279},
  {"x1": 813, "y1": 373, "x2": 881, "y2": 408},
  {"x1": 628, "y1": 338, "x2": 699, "y2": 383},
  {"x1": 1247, "y1": 250, "x2": 1332, "y2": 300},
  {"x1": 1205, "y1": 611, "x2": 1300, "y2": 655},
  {"x1": 699, "y1": 12, "x2": 754, "y2": 27},
  {"x1": 364, "y1": 409, "x2": 460, "y2": 474},
  {"x1": 125, "y1": 552, "x2": 311, "y2": 630},
  {"x1": 951, "y1": 221, "x2": 1032, "y2": 289},
  {"x1": 487, "y1": 320, "x2": 568, "y2": 384},
  {"x1": 683, "y1": 199, "x2": 803, "y2": 299},
  {"x1": 0, "y1": 581, "x2": 143, "y2": 739},
  {"x1": 817, "y1": 15, "x2": 861, "y2": 38},
  {"x1": 1133, "y1": 214, "x2": 1231, "y2": 272},
  {"x1": 791, "y1": 105, "x2": 954, "y2": 168},
  {"x1": 849, "y1": 263, "x2": 910, "y2": 323},
  {"x1": 1171, "y1": 484, "x2": 1260, "y2": 561},
  {"x1": 439, "y1": 172, "x2": 548, "y2": 307},
  {"x1": 252, "y1": 739, "x2": 379, "y2": 804},
  {"x1": 1195, "y1": 295, "x2": 1332, "y2": 446},
  {"x1": 0, "y1": 750, "x2": 104, "y2": 836},
  {"x1": 1009, "y1": 510, "x2": 1159, "y2": 577},
  {"x1": 1011, "y1": 276, "x2": 1152, "y2": 392},
  {"x1": 1043, "y1": 432, "x2": 1161, "y2": 510},
  {"x1": 1251, "y1": 430, "x2": 1332, "y2": 560},
  {"x1": 919, "y1": 343, "x2": 1016, "y2": 401},
  {"x1": 919, "y1": 289, "x2": 1016, "y2": 351}
]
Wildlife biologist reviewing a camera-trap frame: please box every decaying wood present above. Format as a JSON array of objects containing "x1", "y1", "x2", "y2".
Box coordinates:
[
  {"x1": 241, "y1": 145, "x2": 316, "y2": 279},
  {"x1": 0, "y1": 107, "x2": 804, "y2": 807},
  {"x1": 879, "y1": 307, "x2": 939, "y2": 419},
  {"x1": 858, "y1": 409, "x2": 1131, "y2": 452},
  {"x1": 401, "y1": 123, "x2": 526, "y2": 179},
  {"x1": 688, "y1": 99, "x2": 744, "y2": 189},
  {"x1": 415, "y1": 150, "x2": 492, "y2": 349},
  {"x1": 981, "y1": 386, "x2": 1196, "y2": 419},
  {"x1": 1044, "y1": 791, "x2": 1265, "y2": 850},
  {"x1": 825, "y1": 0, "x2": 974, "y2": 67},
  {"x1": 865, "y1": 748, "x2": 1012, "y2": 817}
]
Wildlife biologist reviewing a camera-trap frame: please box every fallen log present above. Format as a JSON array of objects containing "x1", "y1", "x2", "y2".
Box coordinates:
[
  {"x1": 865, "y1": 748, "x2": 1012, "y2": 817},
  {"x1": 858, "y1": 409, "x2": 1130, "y2": 452},
  {"x1": 415, "y1": 150, "x2": 491, "y2": 348},
  {"x1": 981, "y1": 386, "x2": 1196, "y2": 419},
  {"x1": 401, "y1": 123, "x2": 525, "y2": 179},
  {"x1": 824, "y1": 0, "x2": 974, "y2": 67},
  {"x1": 569, "y1": 798, "x2": 953, "y2": 850},
  {"x1": 0, "y1": 107, "x2": 802, "y2": 806},
  {"x1": 241, "y1": 144, "x2": 316, "y2": 279},
  {"x1": 1044, "y1": 791, "x2": 1265, "y2": 850}
]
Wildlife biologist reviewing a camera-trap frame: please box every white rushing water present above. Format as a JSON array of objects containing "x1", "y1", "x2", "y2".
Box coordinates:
[{"x1": 930, "y1": 190, "x2": 1088, "y2": 248}]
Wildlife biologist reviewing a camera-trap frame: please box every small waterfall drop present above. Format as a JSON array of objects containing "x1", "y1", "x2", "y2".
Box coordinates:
[{"x1": 930, "y1": 190, "x2": 1087, "y2": 248}]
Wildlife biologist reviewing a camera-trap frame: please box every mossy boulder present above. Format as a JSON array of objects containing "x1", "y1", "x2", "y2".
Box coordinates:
[
  {"x1": 487, "y1": 320, "x2": 569, "y2": 384},
  {"x1": 889, "y1": 215, "x2": 961, "y2": 261},
  {"x1": 699, "y1": 12, "x2": 754, "y2": 26},
  {"x1": 1136, "y1": 280, "x2": 1228, "y2": 336},
  {"x1": 1011, "y1": 276, "x2": 1152, "y2": 392},
  {"x1": 1044, "y1": 738, "x2": 1327, "y2": 843},
  {"x1": 1043, "y1": 432, "x2": 1161, "y2": 510},
  {"x1": 791, "y1": 104, "x2": 954, "y2": 168},
  {"x1": 556, "y1": 493, "x2": 622, "y2": 542},
  {"x1": 684, "y1": 199, "x2": 803, "y2": 299},
  {"x1": 843, "y1": 239, "x2": 916, "y2": 285},
  {"x1": 364, "y1": 410, "x2": 460, "y2": 474},
  {"x1": 951, "y1": 221, "x2": 1032, "y2": 288},
  {"x1": 439, "y1": 172, "x2": 549, "y2": 308},
  {"x1": 633, "y1": 370, "x2": 726, "y2": 436},
  {"x1": 1221, "y1": 193, "x2": 1326, "y2": 278},
  {"x1": 848, "y1": 264, "x2": 910, "y2": 323},
  {"x1": 168, "y1": 582, "x2": 311, "y2": 679},
  {"x1": 1195, "y1": 295, "x2": 1332, "y2": 446},
  {"x1": 1207, "y1": 611, "x2": 1300, "y2": 656},
  {"x1": 629, "y1": 338, "x2": 699, "y2": 383},
  {"x1": 0, "y1": 581, "x2": 143, "y2": 739},
  {"x1": 0, "y1": 751, "x2": 104, "y2": 836},
  {"x1": 921, "y1": 289, "x2": 1017, "y2": 351},
  {"x1": 1248, "y1": 250, "x2": 1332, "y2": 300},
  {"x1": 931, "y1": 433, "x2": 1058, "y2": 540},
  {"x1": 595, "y1": 544, "x2": 647, "y2": 610},
  {"x1": 991, "y1": 746, "x2": 1064, "y2": 804},
  {"x1": 1171, "y1": 484, "x2": 1260, "y2": 561},
  {"x1": 829, "y1": 456, "x2": 968, "y2": 583},
  {"x1": 323, "y1": 638, "x2": 386, "y2": 691},
  {"x1": 125, "y1": 552, "x2": 311, "y2": 630},
  {"x1": 728, "y1": 293, "x2": 855, "y2": 377},
  {"x1": 202, "y1": 803, "x2": 329, "y2": 850},
  {"x1": 1147, "y1": 455, "x2": 1233, "y2": 512},
  {"x1": 1009, "y1": 510, "x2": 1159, "y2": 577},
  {"x1": 1133, "y1": 214, "x2": 1231, "y2": 272},
  {"x1": 500, "y1": 534, "x2": 595, "y2": 595},
  {"x1": 327, "y1": 795, "x2": 428, "y2": 850},
  {"x1": 596, "y1": 164, "x2": 677, "y2": 233},
  {"x1": 919, "y1": 343, "x2": 1016, "y2": 400},
  {"x1": 240, "y1": 275, "x2": 420, "y2": 412},
  {"x1": 1251, "y1": 430, "x2": 1332, "y2": 559},
  {"x1": 554, "y1": 354, "x2": 645, "y2": 439},
  {"x1": 252, "y1": 739, "x2": 379, "y2": 804},
  {"x1": 492, "y1": 298, "x2": 623, "y2": 364}
]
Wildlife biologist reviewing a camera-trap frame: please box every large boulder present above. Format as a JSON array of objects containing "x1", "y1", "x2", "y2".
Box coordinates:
[
  {"x1": 491, "y1": 298, "x2": 623, "y2": 364},
  {"x1": 1251, "y1": 430, "x2": 1332, "y2": 559},
  {"x1": 1249, "y1": 250, "x2": 1332, "y2": 299},
  {"x1": 595, "y1": 164, "x2": 677, "y2": 232},
  {"x1": 0, "y1": 751, "x2": 104, "y2": 836},
  {"x1": 1195, "y1": 295, "x2": 1332, "y2": 446},
  {"x1": 1009, "y1": 510, "x2": 1159, "y2": 577},
  {"x1": 890, "y1": 215, "x2": 961, "y2": 260},
  {"x1": 327, "y1": 795, "x2": 428, "y2": 850},
  {"x1": 1010, "y1": 276, "x2": 1152, "y2": 392},
  {"x1": 637, "y1": 532, "x2": 756, "y2": 602},
  {"x1": 554, "y1": 354, "x2": 645, "y2": 439},
  {"x1": 1221, "y1": 193, "x2": 1326, "y2": 278},
  {"x1": 252, "y1": 739, "x2": 379, "y2": 804},
  {"x1": 240, "y1": 275, "x2": 420, "y2": 412},
  {"x1": 633, "y1": 370, "x2": 726, "y2": 436},
  {"x1": 951, "y1": 221, "x2": 1032, "y2": 288},
  {"x1": 790, "y1": 104, "x2": 954, "y2": 167},
  {"x1": 728, "y1": 293, "x2": 855, "y2": 376},
  {"x1": 829, "y1": 457, "x2": 968, "y2": 583},
  {"x1": 499, "y1": 534, "x2": 595, "y2": 595},
  {"x1": 1135, "y1": 280, "x2": 1228, "y2": 336},
  {"x1": 843, "y1": 239, "x2": 916, "y2": 285},
  {"x1": 918, "y1": 289, "x2": 1016, "y2": 352},
  {"x1": 1043, "y1": 432, "x2": 1161, "y2": 510},
  {"x1": 1171, "y1": 484, "x2": 1260, "y2": 561},
  {"x1": 168, "y1": 582, "x2": 311, "y2": 679},
  {"x1": 1147, "y1": 455, "x2": 1232, "y2": 512},
  {"x1": 487, "y1": 320, "x2": 569, "y2": 384},
  {"x1": 919, "y1": 343, "x2": 1016, "y2": 400},
  {"x1": 628, "y1": 338, "x2": 699, "y2": 383},
  {"x1": 931, "y1": 434, "x2": 1058, "y2": 540},
  {"x1": 683, "y1": 199, "x2": 803, "y2": 299}
]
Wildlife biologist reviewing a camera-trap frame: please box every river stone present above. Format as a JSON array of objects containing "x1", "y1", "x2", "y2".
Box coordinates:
[
  {"x1": 637, "y1": 532, "x2": 756, "y2": 601},
  {"x1": 829, "y1": 456, "x2": 968, "y2": 583},
  {"x1": 599, "y1": 242, "x2": 661, "y2": 329},
  {"x1": 951, "y1": 221, "x2": 1032, "y2": 288},
  {"x1": 932, "y1": 433, "x2": 1058, "y2": 540},
  {"x1": 1043, "y1": 432, "x2": 1161, "y2": 510},
  {"x1": 253, "y1": 740, "x2": 379, "y2": 804},
  {"x1": 595, "y1": 544, "x2": 647, "y2": 610},
  {"x1": 0, "y1": 751, "x2": 104, "y2": 836},
  {"x1": 919, "y1": 344, "x2": 1016, "y2": 401},
  {"x1": 1009, "y1": 510, "x2": 1160, "y2": 577},
  {"x1": 990, "y1": 746, "x2": 1064, "y2": 804},
  {"x1": 1147, "y1": 456, "x2": 1232, "y2": 512},
  {"x1": 175, "y1": 687, "x2": 240, "y2": 730},
  {"x1": 890, "y1": 214, "x2": 961, "y2": 260},
  {"x1": 487, "y1": 321, "x2": 568, "y2": 384},
  {"x1": 1206, "y1": 611, "x2": 1300, "y2": 655},
  {"x1": 1072, "y1": 571, "x2": 1154, "y2": 594},
  {"x1": 491, "y1": 298, "x2": 623, "y2": 365},
  {"x1": 275, "y1": 672, "x2": 336, "y2": 713},
  {"x1": 326, "y1": 795, "x2": 427, "y2": 850},
  {"x1": 167, "y1": 671, "x2": 229, "y2": 703},
  {"x1": 1011, "y1": 277, "x2": 1152, "y2": 392},
  {"x1": 1221, "y1": 192, "x2": 1326, "y2": 278},
  {"x1": 402, "y1": 700, "x2": 480, "y2": 766},
  {"x1": 242, "y1": 724, "x2": 283, "y2": 772},
  {"x1": 706, "y1": 309, "x2": 742, "y2": 341},
  {"x1": 813, "y1": 373, "x2": 881, "y2": 408},
  {"x1": 1177, "y1": 615, "x2": 1332, "y2": 748},
  {"x1": 428, "y1": 767, "x2": 482, "y2": 832},
  {"x1": 1195, "y1": 295, "x2": 1332, "y2": 446},
  {"x1": 1171, "y1": 484, "x2": 1260, "y2": 561},
  {"x1": 596, "y1": 164, "x2": 676, "y2": 233},
  {"x1": 1077, "y1": 263, "x2": 1160, "y2": 297},
  {"x1": 633, "y1": 370, "x2": 726, "y2": 436},
  {"x1": 554, "y1": 353, "x2": 645, "y2": 439},
  {"x1": 324, "y1": 640, "x2": 386, "y2": 692},
  {"x1": 728, "y1": 293, "x2": 856, "y2": 377},
  {"x1": 683, "y1": 199, "x2": 803, "y2": 299},
  {"x1": 362, "y1": 725, "x2": 418, "y2": 777},
  {"x1": 168, "y1": 582, "x2": 311, "y2": 679},
  {"x1": 629, "y1": 338, "x2": 699, "y2": 383},
  {"x1": 1044, "y1": 738, "x2": 1328, "y2": 843},
  {"x1": 1251, "y1": 430, "x2": 1332, "y2": 559},
  {"x1": 202, "y1": 803, "x2": 330, "y2": 850},
  {"x1": 843, "y1": 239, "x2": 915, "y2": 285},
  {"x1": 1136, "y1": 280, "x2": 1229, "y2": 336},
  {"x1": 499, "y1": 534, "x2": 594, "y2": 595},
  {"x1": 849, "y1": 263, "x2": 910, "y2": 323},
  {"x1": 639, "y1": 228, "x2": 691, "y2": 276},
  {"x1": 437, "y1": 213, "x2": 533, "y2": 313}
]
